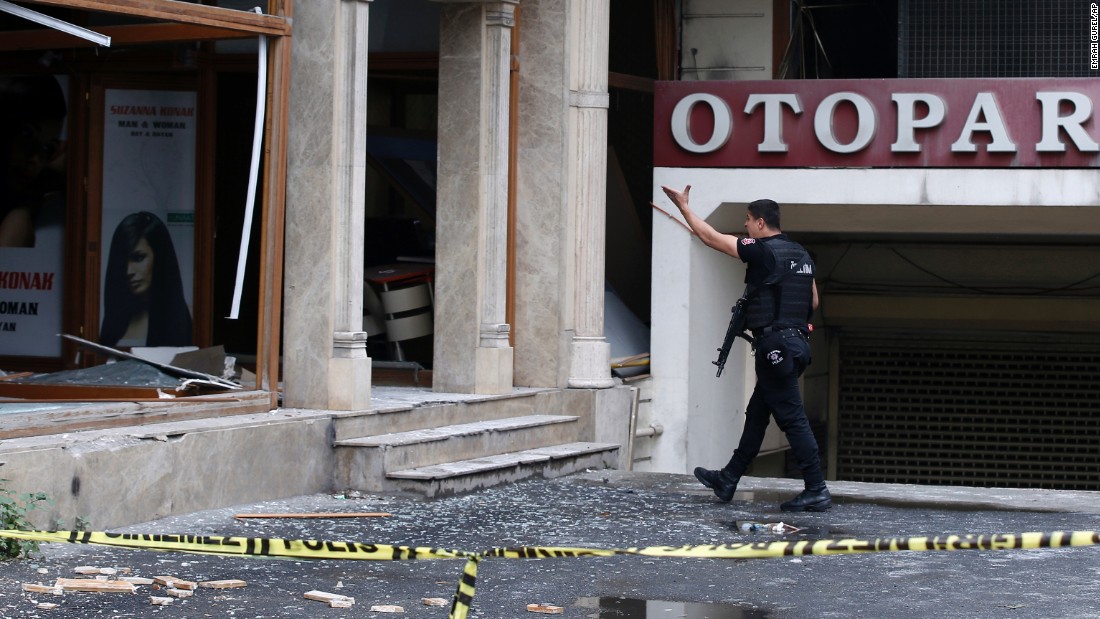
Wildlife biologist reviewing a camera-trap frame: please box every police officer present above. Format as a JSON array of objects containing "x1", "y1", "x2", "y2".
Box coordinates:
[{"x1": 660, "y1": 185, "x2": 831, "y2": 512}]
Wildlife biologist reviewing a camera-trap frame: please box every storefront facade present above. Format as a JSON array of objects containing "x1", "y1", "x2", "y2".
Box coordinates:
[
  {"x1": 2, "y1": 0, "x2": 627, "y2": 412},
  {"x1": 1, "y1": 0, "x2": 636, "y2": 528},
  {"x1": 1, "y1": 2, "x2": 291, "y2": 427}
]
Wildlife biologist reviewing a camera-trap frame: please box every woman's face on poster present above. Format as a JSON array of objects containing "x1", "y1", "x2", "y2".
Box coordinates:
[
  {"x1": 127, "y1": 237, "x2": 155, "y2": 296},
  {"x1": 6, "y1": 118, "x2": 63, "y2": 186}
]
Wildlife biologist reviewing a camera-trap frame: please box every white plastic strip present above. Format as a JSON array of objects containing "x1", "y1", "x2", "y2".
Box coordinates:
[
  {"x1": 229, "y1": 25, "x2": 268, "y2": 319},
  {"x1": 0, "y1": 0, "x2": 111, "y2": 47}
]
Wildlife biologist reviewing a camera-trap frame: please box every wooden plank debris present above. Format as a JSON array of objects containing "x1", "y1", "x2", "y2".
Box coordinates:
[
  {"x1": 120, "y1": 576, "x2": 155, "y2": 585},
  {"x1": 527, "y1": 603, "x2": 564, "y2": 614},
  {"x1": 422, "y1": 597, "x2": 448, "y2": 606},
  {"x1": 154, "y1": 575, "x2": 198, "y2": 590},
  {"x1": 22, "y1": 583, "x2": 62, "y2": 595},
  {"x1": 165, "y1": 588, "x2": 193, "y2": 598},
  {"x1": 199, "y1": 579, "x2": 248, "y2": 589},
  {"x1": 150, "y1": 596, "x2": 174, "y2": 606},
  {"x1": 304, "y1": 590, "x2": 355, "y2": 607},
  {"x1": 36, "y1": 602, "x2": 60, "y2": 610},
  {"x1": 55, "y1": 578, "x2": 136, "y2": 593},
  {"x1": 234, "y1": 512, "x2": 391, "y2": 519},
  {"x1": 74, "y1": 566, "x2": 118, "y2": 575},
  {"x1": 370, "y1": 604, "x2": 404, "y2": 612}
]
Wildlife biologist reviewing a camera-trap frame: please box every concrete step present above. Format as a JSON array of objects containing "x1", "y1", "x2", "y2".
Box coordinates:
[
  {"x1": 386, "y1": 441, "x2": 620, "y2": 497},
  {"x1": 333, "y1": 415, "x2": 583, "y2": 488},
  {"x1": 331, "y1": 390, "x2": 553, "y2": 443}
]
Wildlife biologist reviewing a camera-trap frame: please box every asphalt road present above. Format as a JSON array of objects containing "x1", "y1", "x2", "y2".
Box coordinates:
[{"x1": 1, "y1": 471, "x2": 1099, "y2": 618}]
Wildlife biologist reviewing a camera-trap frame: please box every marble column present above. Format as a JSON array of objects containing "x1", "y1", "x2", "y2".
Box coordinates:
[
  {"x1": 433, "y1": 1, "x2": 516, "y2": 394},
  {"x1": 283, "y1": 0, "x2": 372, "y2": 410},
  {"x1": 565, "y1": 0, "x2": 614, "y2": 388},
  {"x1": 477, "y1": 4, "x2": 514, "y2": 369}
]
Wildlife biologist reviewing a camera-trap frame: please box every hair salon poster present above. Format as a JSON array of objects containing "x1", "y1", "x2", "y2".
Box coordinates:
[
  {"x1": 100, "y1": 89, "x2": 196, "y2": 348},
  {"x1": 0, "y1": 75, "x2": 68, "y2": 358}
]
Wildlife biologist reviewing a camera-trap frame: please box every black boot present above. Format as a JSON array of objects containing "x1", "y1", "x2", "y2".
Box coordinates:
[
  {"x1": 694, "y1": 467, "x2": 740, "y2": 503},
  {"x1": 780, "y1": 483, "x2": 832, "y2": 512}
]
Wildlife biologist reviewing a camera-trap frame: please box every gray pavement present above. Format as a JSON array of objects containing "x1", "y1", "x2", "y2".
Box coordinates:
[{"x1": 2, "y1": 471, "x2": 1099, "y2": 618}]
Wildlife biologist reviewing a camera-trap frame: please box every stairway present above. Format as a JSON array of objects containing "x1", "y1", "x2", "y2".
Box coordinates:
[{"x1": 332, "y1": 390, "x2": 620, "y2": 497}]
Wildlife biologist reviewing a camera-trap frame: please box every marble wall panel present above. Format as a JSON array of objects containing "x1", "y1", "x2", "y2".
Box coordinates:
[
  {"x1": 284, "y1": 0, "x2": 349, "y2": 407},
  {"x1": 434, "y1": 4, "x2": 487, "y2": 391},
  {"x1": 513, "y1": 0, "x2": 569, "y2": 387}
]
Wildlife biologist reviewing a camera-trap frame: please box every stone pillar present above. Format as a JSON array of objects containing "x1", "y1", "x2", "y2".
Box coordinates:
[
  {"x1": 283, "y1": 0, "x2": 372, "y2": 410},
  {"x1": 564, "y1": 0, "x2": 614, "y2": 388},
  {"x1": 512, "y1": 0, "x2": 615, "y2": 389},
  {"x1": 433, "y1": 1, "x2": 516, "y2": 394}
]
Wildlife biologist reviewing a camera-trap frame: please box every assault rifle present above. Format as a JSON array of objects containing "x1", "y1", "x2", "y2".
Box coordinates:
[{"x1": 713, "y1": 290, "x2": 755, "y2": 378}]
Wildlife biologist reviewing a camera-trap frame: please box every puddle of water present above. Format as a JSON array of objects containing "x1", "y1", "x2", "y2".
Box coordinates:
[{"x1": 576, "y1": 597, "x2": 771, "y2": 618}]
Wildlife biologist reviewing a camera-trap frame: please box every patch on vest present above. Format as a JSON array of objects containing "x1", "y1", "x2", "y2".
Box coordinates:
[
  {"x1": 740, "y1": 238, "x2": 755, "y2": 245},
  {"x1": 767, "y1": 349, "x2": 784, "y2": 365},
  {"x1": 790, "y1": 260, "x2": 813, "y2": 275}
]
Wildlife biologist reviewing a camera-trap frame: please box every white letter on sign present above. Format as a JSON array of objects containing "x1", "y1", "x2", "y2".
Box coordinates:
[
  {"x1": 1035, "y1": 92, "x2": 1099, "y2": 152},
  {"x1": 891, "y1": 93, "x2": 946, "y2": 152},
  {"x1": 814, "y1": 92, "x2": 877, "y2": 153},
  {"x1": 951, "y1": 93, "x2": 1017, "y2": 152},
  {"x1": 670, "y1": 94, "x2": 732, "y2": 154},
  {"x1": 744, "y1": 94, "x2": 803, "y2": 152}
]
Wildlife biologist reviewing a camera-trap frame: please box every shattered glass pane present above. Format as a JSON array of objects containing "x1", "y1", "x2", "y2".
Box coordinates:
[{"x1": 19, "y1": 359, "x2": 184, "y2": 388}]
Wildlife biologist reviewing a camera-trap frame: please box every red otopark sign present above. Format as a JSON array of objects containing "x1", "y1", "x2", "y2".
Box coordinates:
[{"x1": 654, "y1": 79, "x2": 1100, "y2": 168}]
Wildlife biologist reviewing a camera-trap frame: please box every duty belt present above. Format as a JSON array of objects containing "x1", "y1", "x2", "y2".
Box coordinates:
[{"x1": 752, "y1": 325, "x2": 808, "y2": 338}]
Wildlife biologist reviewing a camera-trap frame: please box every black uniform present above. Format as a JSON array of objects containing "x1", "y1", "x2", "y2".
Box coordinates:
[{"x1": 723, "y1": 234, "x2": 825, "y2": 488}]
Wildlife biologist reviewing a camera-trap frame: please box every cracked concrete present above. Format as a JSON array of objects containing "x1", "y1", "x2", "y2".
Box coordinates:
[{"x1": 1, "y1": 471, "x2": 1098, "y2": 618}]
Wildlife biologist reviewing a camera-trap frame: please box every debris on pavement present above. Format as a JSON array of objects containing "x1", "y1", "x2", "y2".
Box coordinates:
[
  {"x1": 5, "y1": 473, "x2": 1100, "y2": 618},
  {"x1": 21, "y1": 583, "x2": 62, "y2": 595},
  {"x1": 737, "y1": 520, "x2": 801, "y2": 533},
  {"x1": 199, "y1": 579, "x2": 248, "y2": 589},
  {"x1": 369, "y1": 604, "x2": 404, "y2": 612},
  {"x1": 422, "y1": 597, "x2": 448, "y2": 606},
  {"x1": 527, "y1": 602, "x2": 565, "y2": 614},
  {"x1": 54, "y1": 578, "x2": 136, "y2": 593},
  {"x1": 20, "y1": 566, "x2": 253, "y2": 613},
  {"x1": 234, "y1": 512, "x2": 392, "y2": 519},
  {"x1": 153, "y1": 575, "x2": 197, "y2": 590},
  {"x1": 304, "y1": 589, "x2": 355, "y2": 608},
  {"x1": 73, "y1": 566, "x2": 123, "y2": 576}
]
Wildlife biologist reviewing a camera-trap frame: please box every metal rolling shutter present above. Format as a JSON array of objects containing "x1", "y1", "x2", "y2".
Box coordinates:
[{"x1": 837, "y1": 333, "x2": 1100, "y2": 490}]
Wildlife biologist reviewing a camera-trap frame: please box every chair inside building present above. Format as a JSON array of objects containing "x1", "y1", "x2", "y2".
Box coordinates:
[
  {"x1": 364, "y1": 263, "x2": 434, "y2": 363},
  {"x1": 363, "y1": 214, "x2": 436, "y2": 365}
]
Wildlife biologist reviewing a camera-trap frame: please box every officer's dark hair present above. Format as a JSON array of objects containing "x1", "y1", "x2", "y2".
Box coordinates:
[{"x1": 747, "y1": 198, "x2": 780, "y2": 230}]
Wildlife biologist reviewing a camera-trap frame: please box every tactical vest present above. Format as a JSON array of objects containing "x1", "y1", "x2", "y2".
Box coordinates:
[{"x1": 744, "y1": 237, "x2": 815, "y2": 330}]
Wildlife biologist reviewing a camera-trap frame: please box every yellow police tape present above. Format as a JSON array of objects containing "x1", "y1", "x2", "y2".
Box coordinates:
[{"x1": 1, "y1": 529, "x2": 1097, "y2": 618}]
